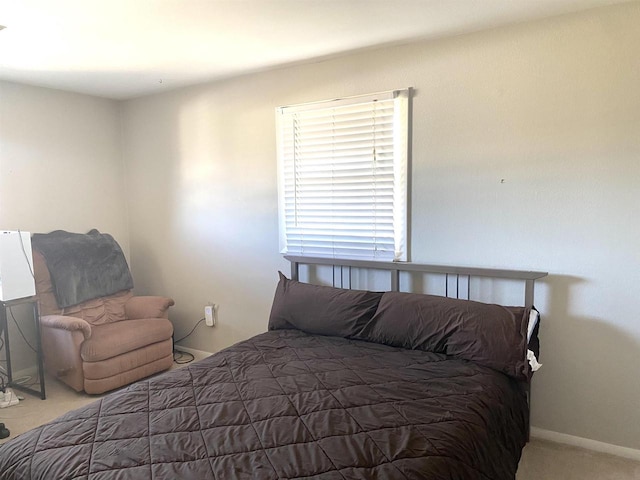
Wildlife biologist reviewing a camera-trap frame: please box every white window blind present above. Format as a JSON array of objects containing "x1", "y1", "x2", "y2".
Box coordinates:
[{"x1": 276, "y1": 89, "x2": 409, "y2": 261}]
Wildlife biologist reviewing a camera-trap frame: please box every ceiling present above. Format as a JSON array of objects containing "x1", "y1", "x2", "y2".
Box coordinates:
[{"x1": 0, "y1": 0, "x2": 630, "y2": 100}]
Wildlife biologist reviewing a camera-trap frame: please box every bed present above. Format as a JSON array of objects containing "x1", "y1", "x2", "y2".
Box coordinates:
[{"x1": 0, "y1": 257, "x2": 546, "y2": 479}]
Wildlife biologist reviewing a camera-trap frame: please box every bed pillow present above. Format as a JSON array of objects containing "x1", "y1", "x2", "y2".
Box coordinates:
[
  {"x1": 268, "y1": 272, "x2": 383, "y2": 337},
  {"x1": 358, "y1": 291, "x2": 530, "y2": 380}
]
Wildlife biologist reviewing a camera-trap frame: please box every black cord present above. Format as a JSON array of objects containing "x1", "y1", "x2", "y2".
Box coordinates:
[
  {"x1": 173, "y1": 350, "x2": 195, "y2": 364},
  {"x1": 174, "y1": 318, "x2": 205, "y2": 344},
  {"x1": 172, "y1": 318, "x2": 205, "y2": 365},
  {"x1": 8, "y1": 307, "x2": 37, "y2": 353}
]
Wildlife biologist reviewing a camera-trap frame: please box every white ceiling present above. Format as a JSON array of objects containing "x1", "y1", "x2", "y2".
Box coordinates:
[{"x1": 0, "y1": 0, "x2": 630, "y2": 99}]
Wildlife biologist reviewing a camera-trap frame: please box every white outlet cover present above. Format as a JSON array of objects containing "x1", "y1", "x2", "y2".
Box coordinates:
[{"x1": 204, "y1": 305, "x2": 214, "y2": 326}]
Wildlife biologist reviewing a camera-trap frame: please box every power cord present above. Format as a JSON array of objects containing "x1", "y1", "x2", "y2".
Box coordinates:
[
  {"x1": 172, "y1": 318, "x2": 205, "y2": 365},
  {"x1": 173, "y1": 350, "x2": 195, "y2": 364},
  {"x1": 174, "y1": 318, "x2": 205, "y2": 344}
]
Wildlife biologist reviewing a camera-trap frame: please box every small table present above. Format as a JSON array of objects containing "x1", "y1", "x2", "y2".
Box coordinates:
[{"x1": 0, "y1": 296, "x2": 46, "y2": 399}]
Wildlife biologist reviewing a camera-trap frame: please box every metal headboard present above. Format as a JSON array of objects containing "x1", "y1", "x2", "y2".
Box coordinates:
[{"x1": 285, "y1": 255, "x2": 548, "y2": 308}]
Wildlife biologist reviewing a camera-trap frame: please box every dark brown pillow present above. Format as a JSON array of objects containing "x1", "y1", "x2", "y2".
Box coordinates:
[
  {"x1": 358, "y1": 291, "x2": 530, "y2": 380},
  {"x1": 268, "y1": 272, "x2": 383, "y2": 338}
]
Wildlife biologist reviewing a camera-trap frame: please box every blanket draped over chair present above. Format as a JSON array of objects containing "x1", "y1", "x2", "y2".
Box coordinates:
[{"x1": 31, "y1": 229, "x2": 133, "y2": 308}]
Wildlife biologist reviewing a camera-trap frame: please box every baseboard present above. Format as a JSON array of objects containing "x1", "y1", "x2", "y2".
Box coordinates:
[
  {"x1": 530, "y1": 427, "x2": 640, "y2": 461},
  {"x1": 173, "y1": 345, "x2": 214, "y2": 358},
  {"x1": 9, "y1": 365, "x2": 38, "y2": 382}
]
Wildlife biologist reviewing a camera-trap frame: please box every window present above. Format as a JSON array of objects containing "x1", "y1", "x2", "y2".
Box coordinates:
[{"x1": 276, "y1": 89, "x2": 410, "y2": 261}]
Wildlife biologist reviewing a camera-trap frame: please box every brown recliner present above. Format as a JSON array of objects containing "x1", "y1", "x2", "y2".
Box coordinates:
[{"x1": 33, "y1": 250, "x2": 174, "y2": 394}]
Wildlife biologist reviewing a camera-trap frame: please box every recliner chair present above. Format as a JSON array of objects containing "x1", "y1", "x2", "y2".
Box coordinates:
[{"x1": 33, "y1": 246, "x2": 174, "y2": 395}]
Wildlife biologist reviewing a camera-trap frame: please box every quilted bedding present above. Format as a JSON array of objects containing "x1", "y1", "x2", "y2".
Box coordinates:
[{"x1": 0, "y1": 329, "x2": 528, "y2": 480}]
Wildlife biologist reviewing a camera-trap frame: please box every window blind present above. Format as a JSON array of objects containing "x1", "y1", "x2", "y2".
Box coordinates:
[{"x1": 276, "y1": 89, "x2": 409, "y2": 261}]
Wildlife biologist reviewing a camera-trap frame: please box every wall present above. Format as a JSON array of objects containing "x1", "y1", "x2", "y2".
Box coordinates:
[
  {"x1": 0, "y1": 81, "x2": 128, "y2": 250},
  {"x1": 122, "y1": 3, "x2": 640, "y2": 449},
  {"x1": 0, "y1": 80, "x2": 128, "y2": 370}
]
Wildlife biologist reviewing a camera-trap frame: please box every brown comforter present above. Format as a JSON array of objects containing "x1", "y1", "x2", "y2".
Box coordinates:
[{"x1": 0, "y1": 329, "x2": 528, "y2": 479}]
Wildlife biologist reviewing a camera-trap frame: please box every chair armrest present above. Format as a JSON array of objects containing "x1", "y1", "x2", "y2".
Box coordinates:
[
  {"x1": 40, "y1": 315, "x2": 92, "y2": 340},
  {"x1": 125, "y1": 296, "x2": 175, "y2": 319}
]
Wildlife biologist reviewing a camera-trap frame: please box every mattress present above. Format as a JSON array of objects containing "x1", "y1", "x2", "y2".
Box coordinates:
[{"x1": 0, "y1": 329, "x2": 528, "y2": 479}]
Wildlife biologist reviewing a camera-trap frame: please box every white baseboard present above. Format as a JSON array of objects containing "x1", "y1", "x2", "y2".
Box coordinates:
[
  {"x1": 530, "y1": 427, "x2": 640, "y2": 461},
  {"x1": 173, "y1": 345, "x2": 214, "y2": 358},
  {"x1": 10, "y1": 365, "x2": 38, "y2": 381}
]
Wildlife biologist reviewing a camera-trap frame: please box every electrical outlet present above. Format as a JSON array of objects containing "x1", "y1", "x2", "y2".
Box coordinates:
[{"x1": 204, "y1": 304, "x2": 217, "y2": 327}]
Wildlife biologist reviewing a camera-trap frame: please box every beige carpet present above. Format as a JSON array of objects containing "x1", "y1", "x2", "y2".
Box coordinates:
[
  {"x1": 2, "y1": 359, "x2": 639, "y2": 479},
  {"x1": 517, "y1": 439, "x2": 640, "y2": 480}
]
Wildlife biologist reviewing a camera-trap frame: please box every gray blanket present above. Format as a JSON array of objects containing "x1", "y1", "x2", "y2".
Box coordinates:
[{"x1": 32, "y1": 229, "x2": 133, "y2": 308}]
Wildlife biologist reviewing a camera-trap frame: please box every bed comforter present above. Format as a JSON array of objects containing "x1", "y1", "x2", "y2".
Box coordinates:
[{"x1": 0, "y1": 329, "x2": 527, "y2": 479}]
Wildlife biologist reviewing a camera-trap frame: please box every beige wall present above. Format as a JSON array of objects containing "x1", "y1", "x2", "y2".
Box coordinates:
[
  {"x1": 0, "y1": 80, "x2": 128, "y2": 371},
  {"x1": 122, "y1": 2, "x2": 640, "y2": 450},
  {"x1": 0, "y1": 81, "x2": 128, "y2": 254}
]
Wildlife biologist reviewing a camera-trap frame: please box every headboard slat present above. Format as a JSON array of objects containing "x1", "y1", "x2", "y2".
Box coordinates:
[{"x1": 284, "y1": 255, "x2": 548, "y2": 308}]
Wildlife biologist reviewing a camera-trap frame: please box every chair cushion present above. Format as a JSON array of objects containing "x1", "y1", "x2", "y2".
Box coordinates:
[
  {"x1": 80, "y1": 318, "x2": 174, "y2": 362},
  {"x1": 83, "y1": 353, "x2": 174, "y2": 394},
  {"x1": 82, "y1": 339, "x2": 173, "y2": 380}
]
